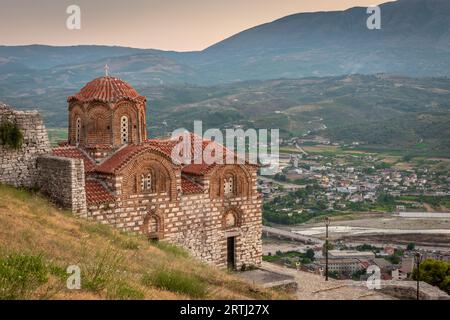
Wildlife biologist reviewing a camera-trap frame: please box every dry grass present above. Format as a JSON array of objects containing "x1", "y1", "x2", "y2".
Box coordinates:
[{"x1": 0, "y1": 184, "x2": 289, "y2": 300}]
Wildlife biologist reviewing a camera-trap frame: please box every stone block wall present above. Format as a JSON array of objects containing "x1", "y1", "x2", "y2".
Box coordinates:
[
  {"x1": 0, "y1": 103, "x2": 51, "y2": 188},
  {"x1": 86, "y1": 169, "x2": 262, "y2": 269},
  {"x1": 36, "y1": 155, "x2": 87, "y2": 216}
]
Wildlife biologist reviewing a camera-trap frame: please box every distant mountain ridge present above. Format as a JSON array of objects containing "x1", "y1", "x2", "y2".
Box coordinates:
[
  {"x1": 1, "y1": 0, "x2": 450, "y2": 155},
  {"x1": 0, "y1": 0, "x2": 449, "y2": 92}
]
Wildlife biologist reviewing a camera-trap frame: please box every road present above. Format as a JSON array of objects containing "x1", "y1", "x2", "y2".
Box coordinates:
[
  {"x1": 263, "y1": 225, "x2": 450, "y2": 253},
  {"x1": 262, "y1": 226, "x2": 323, "y2": 245}
]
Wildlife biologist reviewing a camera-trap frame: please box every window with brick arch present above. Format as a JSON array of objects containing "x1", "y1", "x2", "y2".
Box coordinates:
[
  {"x1": 141, "y1": 173, "x2": 152, "y2": 192},
  {"x1": 120, "y1": 116, "x2": 129, "y2": 144},
  {"x1": 76, "y1": 117, "x2": 81, "y2": 143},
  {"x1": 224, "y1": 176, "x2": 234, "y2": 196}
]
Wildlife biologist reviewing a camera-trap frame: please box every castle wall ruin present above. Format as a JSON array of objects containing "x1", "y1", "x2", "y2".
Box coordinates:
[
  {"x1": 0, "y1": 103, "x2": 51, "y2": 188},
  {"x1": 36, "y1": 155, "x2": 87, "y2": 216}
]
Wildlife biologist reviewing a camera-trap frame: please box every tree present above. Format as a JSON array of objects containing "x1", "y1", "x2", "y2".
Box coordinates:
[
  {"x1": 386, "y1": 255, "x2": 401, "y2": 265},
  {"x1": 274, "y1": 173, "x2": 287, "y2": 182},
  {"x1": 406, "y1": 243, "x2": 415, "y2": 251},
  {"x1": 402, "y1": 155, "x2": 413, "y2": 162},
  {"x1": 412, "y1": 259, "x2": 450, "y2": 294},
  {"x1": 305, "y1": 249, "x2": 315, "y2": 261},
  {"x1": 0, "y1": 121, "x2": 23, "y2": 149}
]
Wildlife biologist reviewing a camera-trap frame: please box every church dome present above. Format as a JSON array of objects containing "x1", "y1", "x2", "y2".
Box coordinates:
[{"x1": 68, "y1": 76, "x2": 146, "y2": 103}]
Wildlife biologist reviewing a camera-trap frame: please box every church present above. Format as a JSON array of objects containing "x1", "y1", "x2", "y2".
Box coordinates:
[{"x1": 51, "y1": 74, "x2": 262, "y2": 269}]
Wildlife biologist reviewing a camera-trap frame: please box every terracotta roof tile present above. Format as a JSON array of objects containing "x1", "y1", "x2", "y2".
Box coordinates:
[
  {"x1": 67, "y1": 76, "x2": 146, "y2": 103},
  {"x1": 181, "y1": 177, "x2": 203, "y2": 194},
  {"x1": 85, "y1": 180, "x2": 115, "y2": 205},
  {"x1": 96, "y1": 143, "x2": 177, "y2": 174},
  {"x1": 57, "y1": 141, "x2": 69, "y2": 147},
  {"x1": 96, "y1": 132, "x2": 251, "y2": 175},
  {"x1": 52, "y1": 146, "x2": 96, "y2": 172},
  {"x1": 182, "y1": 163, "x2": 213, "y2": 176}
]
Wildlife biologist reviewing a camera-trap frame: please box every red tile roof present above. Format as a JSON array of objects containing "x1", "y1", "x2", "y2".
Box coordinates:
[
  {"x1": 182, "y1": 163, "x2": 213, "y2": 176},
  {"x1": 52, "y1": 146, "x2": 96, "y2": 172},
  {"x1": 57, "y1": 132, "x2": 253, "y2": 176},
  {"x1": 85, "y1": 180, "x2": 115, "y2": 205},
  {"x1": 67, "y1": 76, "x2": 146, "y2": 103},
  {"x1": 181, "y1": 177, "x2": 203, "y2": 195},
  {"x1": 95, "y1": 143, "x2": 177, "y2": 174},
  {"x1": 57, "y1": 141, "x2": 69, "y2": 147},
  {"x1": 173, "y1": 133, "x2": 250, "y2": 176}
]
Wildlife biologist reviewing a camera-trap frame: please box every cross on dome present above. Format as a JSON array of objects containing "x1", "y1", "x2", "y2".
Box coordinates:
[{"x1": 104, "y1": 64, "x2": 110, "y2": 77}]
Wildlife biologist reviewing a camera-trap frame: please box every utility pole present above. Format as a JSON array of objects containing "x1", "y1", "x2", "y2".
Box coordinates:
[
  {"x1": 325, "y1": 216, "x2": 330, "y2": 281},
  {"x1": 415, "y1": 252, "x2": 422, "y2": 300}
]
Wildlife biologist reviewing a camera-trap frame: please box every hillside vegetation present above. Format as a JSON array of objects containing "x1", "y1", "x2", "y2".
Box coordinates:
[
  {"x1": 0, "y1": 184, "x2": 286, "y2": 300},
  {"x1": 7, "y1": 74, "x2": 450, "y2": 155},
  {"x1": 143, "y1": 75, "x2": 450, "y2": 156}
]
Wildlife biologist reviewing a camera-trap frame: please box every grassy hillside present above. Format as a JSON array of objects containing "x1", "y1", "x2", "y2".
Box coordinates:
[{"x1": 0, "y1": 184, "x2": 286, "y2": 300}]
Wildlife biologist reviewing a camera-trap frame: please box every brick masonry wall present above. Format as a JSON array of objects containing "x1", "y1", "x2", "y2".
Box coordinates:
[
  {"x1": 36, "y1": 155, "x2": 87, "y2": 216},
  {"x1": 86, "y1": 169, "x2": 262, "y2": 269},
  {"x1": 0, "y1": 103, "x2": 51, "y2": 188}
]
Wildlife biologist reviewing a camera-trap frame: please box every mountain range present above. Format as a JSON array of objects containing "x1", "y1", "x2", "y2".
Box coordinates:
[
  {"x1": 0, "y1": 0, "x2": 449, "y2": 154},
  {"x1": 1, "y1": 0, "x2": 450, "y2": 93}
]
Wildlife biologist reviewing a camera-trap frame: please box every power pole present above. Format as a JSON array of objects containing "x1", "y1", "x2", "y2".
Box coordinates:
[{"x1": 325, "y1": 217, "x2": 330, "y2": 281}]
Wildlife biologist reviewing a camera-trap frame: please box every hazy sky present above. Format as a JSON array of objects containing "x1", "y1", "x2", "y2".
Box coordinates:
[{"x1": 0, "y1": 0, "x2": 391, "y2": 51}]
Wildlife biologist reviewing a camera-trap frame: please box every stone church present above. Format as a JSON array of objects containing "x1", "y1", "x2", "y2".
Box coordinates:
[{"x1": 51, "y1": 75, "x2": 262, "y2": 269}]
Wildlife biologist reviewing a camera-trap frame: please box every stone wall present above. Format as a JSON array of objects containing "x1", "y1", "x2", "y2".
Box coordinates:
[
  {"x1": 36, "y1": 155, "x2": 87, "y2": 216},
  {"x1": 378, "y1": 280, "x2": 450, "y2": 300},
  {"x1": 0, "y1": 103, "x2": 51, "y2": 188},
  {"x1": 86, "y1": 169, "x2": 262, "y2": 269}
]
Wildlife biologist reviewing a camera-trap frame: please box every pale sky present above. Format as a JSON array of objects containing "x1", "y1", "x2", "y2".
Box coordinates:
[{"x1": 0, "y1": 0, "x2": 392, "y2": 51}]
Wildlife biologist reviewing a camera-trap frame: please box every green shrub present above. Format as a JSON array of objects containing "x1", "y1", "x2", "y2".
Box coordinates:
[
  {"x1": 413, "y1": 259, "x2": 450, "y2": 294},
  {"x1": 0, "y1": 121, "x2": 23, "y2": 149},
  {"x1": 141, "y1": 269, "x2": 207, "y2": 298},
  {"x1": 0, "y1": 253, "x2": 48, "y2": 300}
]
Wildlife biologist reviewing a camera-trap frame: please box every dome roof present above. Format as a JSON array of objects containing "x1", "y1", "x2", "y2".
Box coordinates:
[{"x1": 68, "y1": 76, "x2": 146, "y2": 103}]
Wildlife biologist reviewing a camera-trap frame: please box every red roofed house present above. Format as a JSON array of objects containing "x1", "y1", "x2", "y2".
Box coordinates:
[{"x1": 51, "y1": 75, "x2": 262, "y2": 269}]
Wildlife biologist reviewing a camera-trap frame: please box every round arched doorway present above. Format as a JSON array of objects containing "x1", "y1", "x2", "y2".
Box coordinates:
[{"x1": 143, "y1": 213, "x2": 162, "y2": 241}]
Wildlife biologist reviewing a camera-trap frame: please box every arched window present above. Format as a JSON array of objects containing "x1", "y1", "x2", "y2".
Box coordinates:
[
  {"x1": 120, "y1": 116, "x2": 129, "y2": 144},
  {"x1": 76, "y1": 117, "x2": 81, "y2": 144},
  {"x1": 224, "y1": 211, "x2": 237, "y2": 228},
  {"x1": 224, "y1": 176, "x2": 234, "y2": 196},
  {"x1": 141, "y1": 173, "x2": 152, "y2": 191}
]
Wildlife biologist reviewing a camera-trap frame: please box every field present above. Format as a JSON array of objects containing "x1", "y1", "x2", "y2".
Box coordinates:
[{"x1": 46, "y1": 128, "x2": 68, "y2": 146}]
